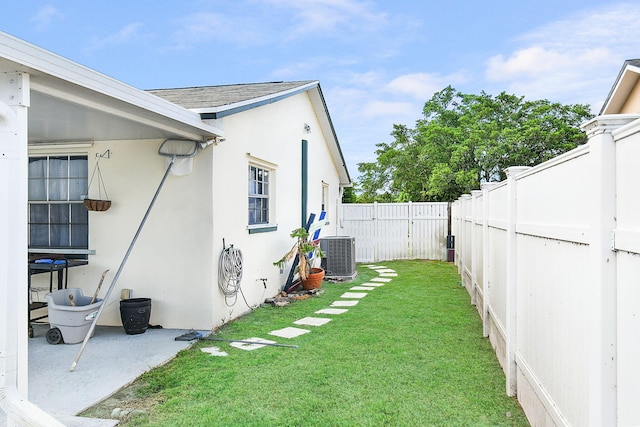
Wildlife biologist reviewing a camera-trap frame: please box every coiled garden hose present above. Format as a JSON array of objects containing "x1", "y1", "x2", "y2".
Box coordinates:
[{"x1": 218, "y1": 245, "x2": 243, "y2": 305}]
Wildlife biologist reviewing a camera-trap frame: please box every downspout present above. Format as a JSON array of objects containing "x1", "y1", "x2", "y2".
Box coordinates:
[
  {"x1": 301, "y1": 139, "x2": 308, "y2": 227},
  {"x1": 0, "y1": 79, "x2": 65, "y2": 425}
]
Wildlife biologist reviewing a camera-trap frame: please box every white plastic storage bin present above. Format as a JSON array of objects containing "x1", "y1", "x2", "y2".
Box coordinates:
[{"x1": 45, "y1": 288, "x2": 102, "y2": 344}]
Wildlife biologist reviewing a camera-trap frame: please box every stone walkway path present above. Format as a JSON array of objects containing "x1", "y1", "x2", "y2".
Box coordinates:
[{"x1": 200, "y1": 265, "x2": 396, "y2": 356}]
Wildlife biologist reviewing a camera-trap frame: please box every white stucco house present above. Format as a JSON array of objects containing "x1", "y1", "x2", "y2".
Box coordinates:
[{"x1": 0, "y1": 31, "x2": 350, "y2": 423}]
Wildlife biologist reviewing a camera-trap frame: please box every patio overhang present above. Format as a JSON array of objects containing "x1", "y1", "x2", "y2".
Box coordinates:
[
  {"x1": 0, "y1": 31, "x2": 223, "y2": 144},
  {"x1": 0, "y1": 31, "x2": 223, "y2": 425}
]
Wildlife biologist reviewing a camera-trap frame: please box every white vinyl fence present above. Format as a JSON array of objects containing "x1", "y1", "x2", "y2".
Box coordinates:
[
  {"x1": 338, "y1": 202, "x2": 448, "y2": 262},
  {"x1": 452, "y1": 114, "x2": 640, "y2": 427}
]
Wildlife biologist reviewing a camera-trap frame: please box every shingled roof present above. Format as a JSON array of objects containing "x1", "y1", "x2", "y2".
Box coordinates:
[
  {"x1": 149, "y1": 80, "x2": 351, "y2": 184},
  {"x1": 148, "y1": 80, "x2": 317, "y2": 113}
]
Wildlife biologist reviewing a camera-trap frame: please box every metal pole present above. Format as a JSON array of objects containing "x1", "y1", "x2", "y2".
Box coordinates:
[
  {"x1": 70, "y1": 157, "x2": 176, "y2": 371},
  {"x1": 200, "y1": 337, "x2": 299, "y2": 348}
]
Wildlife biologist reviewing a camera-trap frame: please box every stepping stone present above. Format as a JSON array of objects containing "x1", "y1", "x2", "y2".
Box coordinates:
[
  {"x1": 350, "y1": 286, "x2": 375, "y2": 291},
  {"x1": 331, "y1": 300, "x2": 359, "y2": 307},
  {"x1": 370, "y1": 277, "x2": 392, "y2": 282},
  {"x1": 269, "y1": 327, "x2": 310, "y2": 339},
  {"x1": 376, "y1": 269, "x2": 396, "y2": 274},
  {"x1": 230, "y1": 337, "x2": 277, "y2": 351},
  {"x1": 340, "y1": 292, "x2": 367, "y2": 299},
  {"x1": 368, "y1": 265, "x2": 387, "y2": 269},
  {"x1": 201, "y1": 347, "x2": 228, "y2": 357},
  {"x1": 294, "y1": 317, "x2": 332, "y2": 327},
  {"x1": 380, "y1": 273, "x2": 398, "y2": 277},
  {"x1": 315, "y1": 308, "x2": 348, "y2": 315},
  {"x1": 362, "y1": 264, "x2": 378, "y2": 268},
  {"x1": 362, "y1": 282, "x2": 385, "y2": 287}
]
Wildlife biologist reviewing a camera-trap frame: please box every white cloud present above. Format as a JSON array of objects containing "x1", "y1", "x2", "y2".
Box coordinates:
[
  {"x1": 386, "y1": 72, "x2": 467, "y2": 101},
  {"x1": 169, "y1": 11, "x2": 266, "y2": 49},
  {"x1": 174, "y1": 13, "x2": 224, "y2": 43},
  {"x1": 85, "y1": 23, "x2": 145, "y2": 53},
  {"x1": 483, "y1": 2, "x2": 640, "y2": 109},
  {"x1": 360, "y1": 99, "x2": 416, "y2": 120},
  {"x1": 30, "y1": 5, "x2": 63, "y2": 31},
  {"x1": 264, "y1": 0, "x2": 388, "y2": 39},
  {"x1": 325, "y1": 73, "x2": 424, "y2": 143}
]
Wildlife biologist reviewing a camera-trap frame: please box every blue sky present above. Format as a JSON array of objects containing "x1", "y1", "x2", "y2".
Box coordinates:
[{"x1": 2, "y1": 1, "x2": 639, "y2": 178}]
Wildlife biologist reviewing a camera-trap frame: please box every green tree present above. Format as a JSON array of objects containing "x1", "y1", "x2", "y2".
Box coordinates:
[
  {"x1": 356, "y1": 86, "x2": 593, "y2": 202},
  {"x1": 341, "y1": 186, "x2": 357, "y2": 203}
]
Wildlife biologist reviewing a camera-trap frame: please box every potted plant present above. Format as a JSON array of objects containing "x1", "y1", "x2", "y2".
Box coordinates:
[{"x1": 274, "y1": 227, "x2": 326, "y2": 289}]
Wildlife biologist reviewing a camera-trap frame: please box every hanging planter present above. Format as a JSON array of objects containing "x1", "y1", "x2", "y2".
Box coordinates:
[
  {"x1": 83, "y1": 198, "x2": 112, "y2": 211},
  {"x1": 84, "y1": 150, "x2": 112, "y2": 212}
]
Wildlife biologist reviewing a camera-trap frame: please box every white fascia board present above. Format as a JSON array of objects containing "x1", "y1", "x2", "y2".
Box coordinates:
[
  {"x1": 0, "y1": 32, "x2": 222, "y2": 138},
  {"x1": 190, "y1": 81, "x2": 320, "y2": 116},
  {"x1": 602, "y1": 66, "x2": 640, "y2": 115},
  {"x1": 306, "y1": 86, "x2": 351, "y2": 185}
]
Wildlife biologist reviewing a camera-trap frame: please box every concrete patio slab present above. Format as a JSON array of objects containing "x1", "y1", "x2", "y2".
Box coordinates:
[
  {"x1": 315, "y1": 308, "x2": 348, "y2": 315},
  {"x1": 330, "y1": 300, "x2": 359, "y2": 307},
  {"x1": 294, "y1": 317, "x2": 332, "y2": 327},
  {"x1": 340, "y1": 292, "x2": 367, "y2": 299},
  {"x1": 20, "y1": 323, "x2": 206, "y2": 425},
  {"x1": 268, "y1": 327, "x2": 310, "y2": 339}
]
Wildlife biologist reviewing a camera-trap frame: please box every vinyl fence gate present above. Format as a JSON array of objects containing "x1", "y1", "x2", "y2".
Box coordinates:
[{"x1": 338, "y1": 202, "x2": 449, "y2": 263}]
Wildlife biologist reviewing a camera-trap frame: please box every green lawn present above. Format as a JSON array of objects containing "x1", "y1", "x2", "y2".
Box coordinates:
[{"x1": 83, "y1": 260, "x2": 529, "y2": 426}]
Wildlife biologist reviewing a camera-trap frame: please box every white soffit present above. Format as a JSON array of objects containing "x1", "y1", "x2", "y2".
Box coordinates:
[
  {"x1": 0, "y1": 31, "x2": 222, "y2": 143},
  {"x1": 603, "y1": 65, "x2": 640, "y2": 115}
]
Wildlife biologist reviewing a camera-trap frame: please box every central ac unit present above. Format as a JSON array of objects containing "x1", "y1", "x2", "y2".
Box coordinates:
[{"x1": 320, "y1": 236, "x2": 357, "y2": 280}]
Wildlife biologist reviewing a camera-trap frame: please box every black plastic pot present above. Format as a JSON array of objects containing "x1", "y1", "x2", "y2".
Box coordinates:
[{"x1": 119, "y1": 298, "x2": 151, "y2": 335}]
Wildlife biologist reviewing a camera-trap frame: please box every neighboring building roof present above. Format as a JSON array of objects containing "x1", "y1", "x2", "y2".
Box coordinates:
[
  {"x1": 149, "y1": 81, "x2": 352, "y2": 185},
  {"x1": 600, "y1": 59, "x2": 640, "y2": 115}
]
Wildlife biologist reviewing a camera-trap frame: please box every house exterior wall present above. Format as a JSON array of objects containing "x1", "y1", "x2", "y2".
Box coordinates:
[
  {"x1": 208, "y1": 91, "x2": 342, "y2": 326},
  {"x1": 29, "y1": 91, "x2": 344, "y2": 332},
  {"x1": 30, "y1": 138, "x2": 217, "y2": 330}
]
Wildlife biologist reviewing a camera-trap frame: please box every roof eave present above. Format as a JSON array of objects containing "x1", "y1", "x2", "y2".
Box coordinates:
[
  {"x1": 600, "y1": 60, "x2": 640, "y2": 115},
  {"x1": 193, "y1": 80, "x2": 351, "y2": 185},
  {"x1": 0, "y1": 31, "x2": 222, "y2": 139},
  {"x1": 196, "y1": 81, "x2": 320, "y2": 119},
  {"x1": 307, "y1": 84, "x2": 352, "y2": 185}
]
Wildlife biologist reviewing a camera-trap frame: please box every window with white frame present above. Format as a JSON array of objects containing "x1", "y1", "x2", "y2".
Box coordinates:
[
  {"x1": 321, "y1": 182, "x2": 329, "y2": 212},
  {"x1": 28, "y1": 155, "x2": 89, "y2": 254},
  {"x1": 248, "y1": 164, "x2": 270, "y2": 225}
]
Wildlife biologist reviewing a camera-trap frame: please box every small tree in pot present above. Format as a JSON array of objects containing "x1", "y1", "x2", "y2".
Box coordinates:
[{"x1": 274, "y1": 227, "x2": 325, "y2": 288}]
